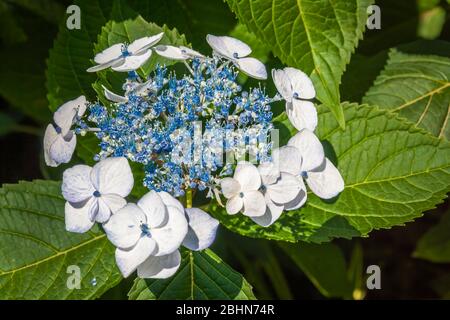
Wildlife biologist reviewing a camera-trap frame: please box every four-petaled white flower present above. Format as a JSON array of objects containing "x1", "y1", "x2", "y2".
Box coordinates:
[
  {"x1": 272, "y1": 67, "x2": 318, "y2": 132},
  {"x1": 252, "y1": 159, "x2": 304, "y2": 227},
  {"x1": 206, "y1": 34, "x2": 267, "y2": 80},
  {"x1": 62, "y1": 157, "x2": 134, "y2": 232},
  {"x1": 44, "y1": 95, "x2": 86, "y2": 167},
  {"x1": 87, "y1": 33, "x2": 164, "y2": 72},
  {"x1": 221, "y1": 162, "x2": 266, "y2": 217},
  {"x1": 280, "y1": 129, "x2": 344, "y2": 200},
  {"x1": 103, "y1": 191, "x2": 188, "y2": 278},
  {"x1": 154, "y1": 45, "x2": 204, "y2": 60}
]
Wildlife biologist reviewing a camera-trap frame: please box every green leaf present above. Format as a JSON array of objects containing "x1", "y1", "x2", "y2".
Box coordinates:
[
  {"x1": 46, "y1": 0, "x2": 114, "y2": 111},
  {"x1": 363, "y1": 49, "x2": 450, "y2": 140},
  {"x1": 210, "y1": 103, "x2": 450, "y2": 243},
  {"x1": 0, "y1": 180, "x2": 121, "y2": 299},
  {"x1": 0, "y1": 9, "x2": 53, "y2": 123},
  {"x1": 226, "y1": 0, "x2": 373, "y2": 128},
  {"x1": 418, "y1": 6, "x2": 447, "y2": 40},
  {"x1": 414, "y1": 210, "x2": 450, "y2": 263},
  {"x1": 0, "y1": 112, "x2": 17, "y2": 136},
  {"x1": 118, "y1": 0, "x2": 237, "y2": 52},
  {"x1": 128, "y1": 249, "x2": 256, "y2": 300},
  {"x1": 280, "y1": 242, "x2": 352, "y2": 298}
]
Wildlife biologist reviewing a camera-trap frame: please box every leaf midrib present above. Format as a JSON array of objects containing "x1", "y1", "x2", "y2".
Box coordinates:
[{"x1": 0, "y1": 234, "x2": 106, "y2": 276}]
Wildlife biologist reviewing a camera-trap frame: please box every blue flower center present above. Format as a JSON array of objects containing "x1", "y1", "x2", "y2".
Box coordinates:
[
  {"x1": 301, "y1": 171, "x2": 308, "y2": 178},
  {"x1": 140, "y1": 223, "x2": 151, "y2": 237},
  {"x1": 54, "y1": 125, "x2": 62, "y2": 134},
  {"x1": 93, "y1": 190, "x2": 101, "y2": 197},
  {"x1": 260, "y1": 185, "x2": 266, "y2": 192},
  {"x1": 239, "y1": 192, "x2": 244, "y2": 198},
  {"x1": 121, "y1": 45, "x2": 131, "y2": 57},
  {"x1": 293, "y1": 92, "x2": 299, "y2": 99},
  {"x1": 233, "y1": 52, "x2": 239, "y2": 59}
]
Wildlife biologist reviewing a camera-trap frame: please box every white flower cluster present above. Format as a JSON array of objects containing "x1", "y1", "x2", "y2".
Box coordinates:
[
  {"x1": 220, "y1": 62, "x2": 344, "y2": 226},
  {"x1": 62, "y1": 157, "x2": 218, "y2": 279}
]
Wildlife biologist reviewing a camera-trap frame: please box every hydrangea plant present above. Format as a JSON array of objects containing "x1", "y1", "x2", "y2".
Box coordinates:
[
  {"x1": 1, "y1": 0, "x2": 449, "y2": 301},
  {"x1": 43, "y1": 33, "x2": 344, "y2": 279}
]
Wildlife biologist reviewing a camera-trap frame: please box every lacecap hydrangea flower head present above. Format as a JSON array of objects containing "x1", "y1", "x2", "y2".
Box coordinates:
[{"x1": 44, "y1": 33, "x2": 344, "y2": 279}]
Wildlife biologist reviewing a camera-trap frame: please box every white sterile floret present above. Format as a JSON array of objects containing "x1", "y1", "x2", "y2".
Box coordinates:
[
  {"x1": 103, "y1": 190, "x2": 188, "y2": 278},
  {"x1": 154, "y1": 45, "x2": 204, "y2": 60},
  {"x1": 87, "y1": 33, "x2": 164, "y2": 72},
  {"x1": 272, "y1": 67, "x2": 317, "y2": 132},
  {"x1": 155, "y1": 194, "x2": 220, "y2": 251},
  {"x1": 286, "y1": 129, "x2": 345, "y2": 199},
  {"x1": 62, "y1": 157, "x2": 134, "y2": 233},
  {"x1": 44, "y1": 95, "x2": 87, "y2": 167},
  {"x1": 251, "y1": 160, "x2": 304, "y2": 227},
  {"x1": 206, "y1": 34, "x2": 267, "y2": 80},
  {"x1": 220, "y1": 162, "x2": 266, "y2": 217}
]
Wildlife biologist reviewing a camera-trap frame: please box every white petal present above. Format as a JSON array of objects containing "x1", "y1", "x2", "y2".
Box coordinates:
[
  {"x1": 94, "y1": 43, "x2": 123, "y2": 64},
  {"x1": 103, "y1": 203, "x2": 146, "y2": 249},
  {"x1": 64, "y1": 201, "x2": 95, "y2": 233},
  {"x1": 115, "y1": 236, "x2": 156, "y2": 278},
  {"x1": 90, "y1": 157, "x2": 134, "y2": 197},
  {"x1": 128, "y1": 33, "x2": 164, "y2": 55},
  {"x1": 151, "y1": 206, "x2": 188, "y2": 256},
  {"x1": 62, "y1": 164, "x2": 94, "y2": 203},
  {"x1": 44, "y1": 124, "x2": 58, "y2": 167},
  {"x1": 179, "y1": 46, "x2": 204, "y2": 58},
  {"x1": 251, "y1": 194, "x2": 284, "y2": 227},
  {"x1": 183, "y1": 208, "x2": 219, "y2": 251},
  {"x1": 206, "y1": 34, "x2": 251, "y2": 59},
  {"x1": 112, "y1": 50, "x2": 152, "y2": 72},
  {"x1": 137, "y1": 250, "x2": 181, "y2": 279},
  {"x1": 235, "y1": 57, "x2": 267, "y2": 80},
  {"x1": 154, "y1": 45, "x2": 187, "y2": 60},
  {"x1": 266, "y1": 172, "x2": 302, "y2": 204},
  {"x1": 101, "y1": 193, "x2": 127, "y2": 214},
  {"x1": 284, "y1": 177, "x2": 307, "y2": 210},
  {"x1": 286, "y1": 100, "x2": 318, "y2": 132},
  {"x1": 102, "y1": 85, "x2": 128, "y2": 103},
  {"x1": 272, "y1": 146, "x2": 302, "y2": 176},
  {"x1": 137, "y1": 191, "x2": 167, "y2": 228},
  {"x1": 74, "y1": 95, "x2": 87, "y2": 117},
  {"x1": 87, "y1": 58, "x2": 124, "y2": 72},
  {"x1": 234, "y1": 162, "x2": 261, "y2": 191},
  {"x1": 272, "y1": 69, "x2": 292, "y2": 101},
  {"x1": 53, "y1": 100, "x2": 77, "y2": 135},
  {"x1": 158, "y1": 191, "x2": 185, "y2": 213},
  {"x1": 306, "y1": 158, "x2": 345, "y2": 199},
  {"x1": 226, "y1": 196, "x2": 243, "y2": 215},
  {"x1": 95, "y1": 197, "x2": 112, "y2": 223},
  {"x1": 258, "y1": 162, "x2": 280, "y2": 186},
  {"x1": 88, "y1": 198, "x2": 99, "y2": 222},
  {"x1": 284, "y1": 67, "x2": 316, "y2": 100},
  {"x1": 288, "y1": 129, "x2": 325, "y2": 172},
  {"x1": 220, "y1": 177, "x2": 241, "y2": 198},
  {"x1": 243, "y1": 190, "x2": 266, "y2": 217},
  {"x1": 49, "y1": 132, "x2": 76, "y2": 166}
]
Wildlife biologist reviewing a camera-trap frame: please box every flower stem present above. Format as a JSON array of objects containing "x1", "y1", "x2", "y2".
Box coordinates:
[{"x1": 186, "y1": 187, "x2": 193, "y2": 209}]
